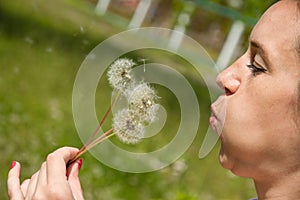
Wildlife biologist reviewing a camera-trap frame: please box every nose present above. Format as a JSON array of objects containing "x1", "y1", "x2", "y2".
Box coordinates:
[{"x1": 216, "y1": 65, "x2": 241, "y2": 96}]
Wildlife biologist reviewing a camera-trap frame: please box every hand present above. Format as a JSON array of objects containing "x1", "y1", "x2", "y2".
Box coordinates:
[{"x1": 7, "y1": 147, "x2": 84, "y2": 200}]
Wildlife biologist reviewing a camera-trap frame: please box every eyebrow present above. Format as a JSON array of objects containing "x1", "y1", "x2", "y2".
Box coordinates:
[{"x1": 250, "y1": 40, "x2": 272, "y2": 71}]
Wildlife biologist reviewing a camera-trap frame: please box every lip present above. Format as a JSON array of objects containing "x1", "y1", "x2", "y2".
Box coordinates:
[
  {"x1": 209, "y1": 105, "x2": 222, "y2": 137},
  {"x1": 210, "y1": 106, "x2": 219, "y2": 121}
]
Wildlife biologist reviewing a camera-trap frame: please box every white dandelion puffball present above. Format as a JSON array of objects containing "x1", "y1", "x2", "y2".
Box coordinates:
[
  {"x1": 113, "y1": 109, "x2": 144, "y2": 144},
  {"x1": 107, "y1": 58, "x2": 136, "y2": 91},
  {"x1": 128, "y1": 83, "x2": 159, "y2": 122}
]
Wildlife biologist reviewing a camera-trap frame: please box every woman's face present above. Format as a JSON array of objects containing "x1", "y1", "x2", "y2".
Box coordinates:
[{"x1": 211, "y1": 0, "x2": 300, "y2": 179}]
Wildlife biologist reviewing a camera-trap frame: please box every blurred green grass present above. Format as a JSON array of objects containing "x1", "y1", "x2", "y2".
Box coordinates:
[{"x1": 0, "y1": 0, "x2": 256, "y2": 199}]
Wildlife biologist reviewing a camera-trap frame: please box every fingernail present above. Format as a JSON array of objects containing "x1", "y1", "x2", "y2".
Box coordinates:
[
  {"x1": 77, "y1": 158, "x2": 83, "y2": 170},
  {"x1": 10, "y1": 161, "x2": 16, "y2": 169}
]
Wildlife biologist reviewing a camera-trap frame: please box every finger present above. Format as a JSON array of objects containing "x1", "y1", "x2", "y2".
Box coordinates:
[
  {"x1": 33, "y1": 162, "x2": 47, "y2": 195},
  {"x1": 36, "y1": 162, "x2": 47, "y2": 184},
  {"x1": 46, "y1": 147, "x2": 79, "y2": 184},
  {"x1": 31, "y1": 161, "x2": 52, "y2": 199},
  {"x1": 25, "y1": 171, "x2": 39, "y2": 199},
  {"x1": 67, "y1": 159, "x2": 84, "y2": 200},
  {"x1": 66, "y1": 158, "x2": 82, "y2": 177},
  {"x1": 20, "y1": 179, "x2": 30, "y2": 197},
  {"x1": 7, "y1": 161, "x2": 24, "y2": 200}
]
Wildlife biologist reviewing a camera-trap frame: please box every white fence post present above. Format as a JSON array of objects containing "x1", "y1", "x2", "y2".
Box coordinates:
[
  {"x1": 216, "y1": 20, "x2": 245, "y2": 70},
  {"x1": 168, "y1": 2, "x2": 195, "y2": 52},
  {"x1": 95, "y1": 0, "x2": 111, "y2": 16},
  {"x1": 128, "y1": 0, "x2": 152, "y2": 29}
]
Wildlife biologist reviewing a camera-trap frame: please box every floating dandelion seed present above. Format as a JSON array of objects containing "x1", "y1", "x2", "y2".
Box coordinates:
[
  {"x1": 128, "y1": 83, "x2": 159, "y2": 122},
  {"x1": 107, "y1": 58, "x2": 136, "y2": 91},
  {"x1": 113, "y1": 109, "x2": 144, "y2": 144}
]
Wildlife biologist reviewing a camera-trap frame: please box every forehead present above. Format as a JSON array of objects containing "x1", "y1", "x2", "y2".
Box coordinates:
[{"x1": 250, "y1": 0, "x2": 300, "y2": 67}]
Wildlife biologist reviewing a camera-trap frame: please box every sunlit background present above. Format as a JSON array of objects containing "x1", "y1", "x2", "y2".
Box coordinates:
[{"x1": 1, "y1": 0, "x2": 274, "y2": 199}]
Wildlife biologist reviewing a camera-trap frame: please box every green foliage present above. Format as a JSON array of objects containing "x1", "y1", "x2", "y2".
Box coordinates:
[
  {"x1": 199, "y1": 0, "x2": 275, "y2": 17},
  {"x1": 190, "y1": 0, "x2": 275, "y2": 27},
  {"x1": 176, "y1": 191, "x2": 198, "y2": 200}
]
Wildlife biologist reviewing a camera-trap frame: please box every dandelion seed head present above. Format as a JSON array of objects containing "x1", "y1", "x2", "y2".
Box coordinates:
[
  {"x1": 113, "y1": 109, "x2": 144, "y2": 144},
  {"x1": 128, "y1": 83, "x2": 159, "y2": 122},
  {"x1": 107, "y1": 58, "x2": 136, "y2": 91},
  {"x1": 147, "y1": 103, "x2": 160, "y2": 123}
]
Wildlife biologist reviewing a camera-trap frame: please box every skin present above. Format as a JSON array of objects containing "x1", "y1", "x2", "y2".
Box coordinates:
[
  {"x1": 7, "y1": 147, "x2": 84, "y2": 200},
  {"x1": 210, "y1": 0, "x2": 300, "y2": 199}
]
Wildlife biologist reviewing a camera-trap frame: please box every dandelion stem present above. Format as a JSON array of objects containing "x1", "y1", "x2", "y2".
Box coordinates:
[
  {"x1": 68, "y1": 128, "x2": 115, "y2": 166},
  {"x1": 84, "y1": 128, "x2": 115, "y2": 153},
  {"x1": 69, "y1": 91, "x2": 120, "y2": 167},
  {"x1": 79, "y1": 91, "x2": 121, "y2": 154}
]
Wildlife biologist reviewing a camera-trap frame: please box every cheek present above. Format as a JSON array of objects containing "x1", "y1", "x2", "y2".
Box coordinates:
[{"x1": 222, "y1": 78, "x2": 299, "y2": 154}]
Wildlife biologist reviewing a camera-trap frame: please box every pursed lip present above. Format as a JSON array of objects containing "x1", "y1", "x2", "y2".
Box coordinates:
[
  {"x1": 210, "y1": 105, "x2": 219, "y2": 121},
  {"x1": 209, "y1": 104, "x2": 222, "y2": 137},
  {"x1": 209, "y1": 95, "x2": 226, "y2": 137}
]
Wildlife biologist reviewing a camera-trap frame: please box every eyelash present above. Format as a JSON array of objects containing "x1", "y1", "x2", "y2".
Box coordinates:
[{"x1": 246, "y1": 63, "x2": 267, "y2": 76}]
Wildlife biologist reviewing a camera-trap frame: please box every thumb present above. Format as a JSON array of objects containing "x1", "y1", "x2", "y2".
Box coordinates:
[{"x1": 67, "y1": 158, "x2": 84, "y2": 200}]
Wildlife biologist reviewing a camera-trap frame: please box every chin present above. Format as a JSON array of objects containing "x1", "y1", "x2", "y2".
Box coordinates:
[
  {"x1": 219, "y1": 150, "x2": 255, "y2": 178},
  {"x1": 218, "y1": 145, "x2": 233, "y2": 170}
]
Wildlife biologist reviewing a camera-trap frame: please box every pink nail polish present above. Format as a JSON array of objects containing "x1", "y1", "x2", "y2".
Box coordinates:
[
  {"x1": 77, "y1": 158, "x2": 83, "y2": 170},
  {"x1": 10, "y1": 161, "x2": 16, "y2": 169}
]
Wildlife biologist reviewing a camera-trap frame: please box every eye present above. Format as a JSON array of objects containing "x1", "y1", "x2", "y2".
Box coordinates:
[{"x1": 246, "y1": 63, "x2": 267, "y2": 76}]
